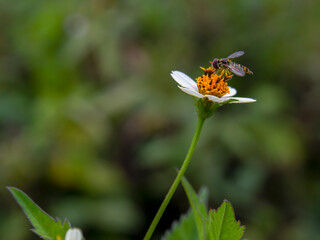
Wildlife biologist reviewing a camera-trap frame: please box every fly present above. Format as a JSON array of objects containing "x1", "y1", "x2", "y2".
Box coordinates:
[{"x1": 210, "y1": 51, "x2": 253, "y2": 78}]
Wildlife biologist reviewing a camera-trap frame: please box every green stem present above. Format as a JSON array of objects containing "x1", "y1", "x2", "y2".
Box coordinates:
[{"x1": 143, "y1": 116, "x2": 206, "y2": 240}]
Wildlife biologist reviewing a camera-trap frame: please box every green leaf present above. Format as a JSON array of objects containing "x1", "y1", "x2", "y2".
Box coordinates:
[
  {"x1": 181, "y1": 177, "x2": 208, "y2": 240},
  {"x1": 8, "y1": 187, "x2": 71, "y2": 240},
  {"x1": 208, "y1": 200, "x2": 245, "y2": 240},
  {"x1": 161, "y1": 210, "x2": 198, "y2": 240}
]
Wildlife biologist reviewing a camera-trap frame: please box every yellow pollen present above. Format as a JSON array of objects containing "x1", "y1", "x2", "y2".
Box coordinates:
[
  {"x1": 196, "y1": 67, "x2": 230, "y2": 97},
  {"x1": 56, "y1": 236, "x2": 62, "y2": 240}
]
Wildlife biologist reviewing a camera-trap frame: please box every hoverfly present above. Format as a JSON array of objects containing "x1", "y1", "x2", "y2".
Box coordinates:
[{"x1": 210, "y1": 51, "x2": 253, "y2": 78}]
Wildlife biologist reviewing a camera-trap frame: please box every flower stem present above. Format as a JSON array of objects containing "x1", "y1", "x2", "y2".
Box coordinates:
[{"x1": 143, "y1": 116, "x2": 206, "y2": 240}]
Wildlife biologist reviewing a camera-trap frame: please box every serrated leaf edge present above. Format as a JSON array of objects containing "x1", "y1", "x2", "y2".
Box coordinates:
[
  {"x1": 161, "y1": 210, "x2": 192, "y2": 240},
  {"x1": 209, "y1": 200, "x2": 245, "y2": 240},
  {"x1": 7, "y1": 186, "x2": 71, "y2": 239}
]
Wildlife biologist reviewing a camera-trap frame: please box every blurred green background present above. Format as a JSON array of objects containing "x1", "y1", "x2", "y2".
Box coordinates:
[{"x1": 1, "y1": 0, "x2": 320, "y2": 239}]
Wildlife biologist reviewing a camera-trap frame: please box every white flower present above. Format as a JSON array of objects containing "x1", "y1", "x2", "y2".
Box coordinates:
[
  {"x1": 171, "y1": 71, "x2": 256, "y2": 104},
  {"x1": 65, "y1": 228, "x2": 83, "y2": 240}
]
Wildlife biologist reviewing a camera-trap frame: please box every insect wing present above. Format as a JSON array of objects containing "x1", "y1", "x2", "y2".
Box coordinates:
[
  {"x1": 227, "y1": 51, "x2": 244, "y2": 59},
  {"x1": 228, "y1": 64, "x2": 245, "y2": 76}
]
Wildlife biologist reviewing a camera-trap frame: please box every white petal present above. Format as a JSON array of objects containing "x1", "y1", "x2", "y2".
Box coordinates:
[
  {"x1": 204, "y1": 95, "x2": 226, "y2": 103},
  {"x1": 178, "y1": 86, "x2": 204, "y2": 98},
  {"x1": 224, "y1": 97, "x2": 257, "y2": 104},
  {"x1": 65, "y1": 228, "x2": 83, "y2": 240},
  {"x1": 171, "y1": 71, "x2": 198, "y2": 91},
  {"x1": 224, "y1": 87, "x2": 237, "y2": 97}
]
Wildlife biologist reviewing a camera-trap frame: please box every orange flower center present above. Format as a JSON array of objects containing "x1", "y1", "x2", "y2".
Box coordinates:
[{"x1": 196, "y1": 67, "x2": 232, "y2": 97}]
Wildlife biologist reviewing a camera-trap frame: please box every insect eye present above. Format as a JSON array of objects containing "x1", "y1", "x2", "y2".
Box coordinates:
[{"x1": 211, "y1": 58, "x2": 219, "y2": 69}]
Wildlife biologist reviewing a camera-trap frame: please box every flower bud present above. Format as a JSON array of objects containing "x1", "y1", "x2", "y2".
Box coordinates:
[{"x1": 65, "y1": 228, "x2": 83, "y2": 240}]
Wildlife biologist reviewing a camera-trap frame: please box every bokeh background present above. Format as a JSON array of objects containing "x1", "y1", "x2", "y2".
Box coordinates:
[{"x1": 1, "y1": 0, "x2": 320, "y2": 239}]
